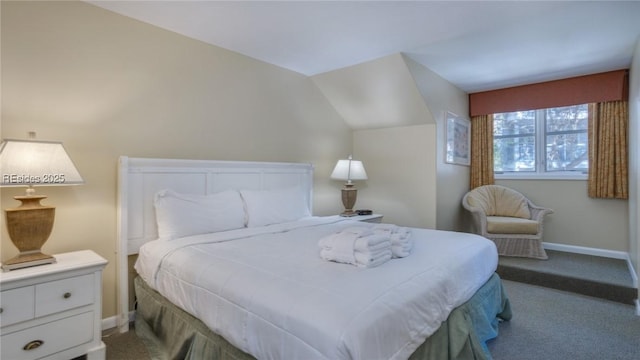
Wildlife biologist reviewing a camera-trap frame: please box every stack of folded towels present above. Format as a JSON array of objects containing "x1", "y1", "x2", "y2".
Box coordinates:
[
  {"x1": 371, "y1": 224, "x2": 413, "y2": 258},
  {"x1": 318, "y1": 224, "x2": 412, "y2": 268}
]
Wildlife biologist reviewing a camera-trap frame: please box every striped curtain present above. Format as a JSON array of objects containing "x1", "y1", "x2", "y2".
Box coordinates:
[
  {"x1": 588, "y1": 101, "x2": 629, "y2": 199},
  {"x1": 470, "y1": 114, "x2": 495, "y2": 189}
]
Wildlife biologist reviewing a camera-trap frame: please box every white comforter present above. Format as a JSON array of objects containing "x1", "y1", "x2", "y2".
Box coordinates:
[{"x1": 135, "y1": 216, "x2": 498, "y2": 360}]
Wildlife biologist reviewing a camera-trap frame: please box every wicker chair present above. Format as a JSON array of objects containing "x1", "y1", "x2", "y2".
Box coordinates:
[{"x1": 462, "y1": 185, "x2": 553, "y2": 259}]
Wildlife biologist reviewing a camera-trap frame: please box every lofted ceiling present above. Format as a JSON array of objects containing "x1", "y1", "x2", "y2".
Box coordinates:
[{"x1": 88, "y1": 1, "x2": 640, "y2": 93}]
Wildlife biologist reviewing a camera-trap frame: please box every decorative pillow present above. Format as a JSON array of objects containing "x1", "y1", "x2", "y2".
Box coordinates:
[
  {"x1": 240, "y1": 187, "x2": 311, "y2": 227},
  {"x1": 467, "y1": 185, "x2": 531, "y2": 219},
  {"x1": 154, "y1": 189, "x2": 246, "y2": 240},
  {"x1": 487, "y1": 216, "x2": 539, "y2": 234}
]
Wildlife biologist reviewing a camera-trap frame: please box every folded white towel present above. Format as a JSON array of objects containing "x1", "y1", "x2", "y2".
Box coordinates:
[
  {"x1": 319, "y1": 227, "x2": 385, "y2": 248},
  {"x1": 353, "y1": 234, "x2": 390, "y2": 252},
  {"x1": 340, "y1": 226, "x2": 373, "y2": 237},
  {"x1": 390, "y1": 229, "x2": 410, "y2": 245},
  {"x1": 319, "y1": 228, "x2": 393, "y2": 267},
  {"x1": 391, "y1": 227, "x2": 409, "y2": 239},
  {"x1": 391, "y1": 239, "x2": 412, "y2": 251},
  {"x1": 320, "y1": 248, "x2": 355, "y2": 265},
  {"x1": 372, "y1": 224, "x2": 398, "y2": 234},
  {"x1": 355, "y1": 238, "x2": 391, "y2": 256},
  {"x1": 377, "y1": 226, "x2": 412, "y2": 258},
  {"x1": 318, "y1": 232, "x2": 358, "y2": 263},
  {"x1": 318, "y1": 222, "x2": 415, "y2": 266},
  {"x1": 354, "y1": 248, "x2": 392, "y2": 268},
  {"x1": 391, "y1": 244, "x2": 412, "y2": 258}
]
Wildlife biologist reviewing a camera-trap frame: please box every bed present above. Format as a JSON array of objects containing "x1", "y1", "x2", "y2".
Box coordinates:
[{"x1": 116, "y1": 157, "x2": 511, "y2": 360}]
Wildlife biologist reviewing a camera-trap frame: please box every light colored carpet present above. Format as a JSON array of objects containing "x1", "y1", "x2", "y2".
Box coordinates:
[
  {"x1": 488, "y1": 280, "x2": 640, "y2": 360},
  {"x1": 498, "y1": 250, "x2": 633, "y2": 287},
  {"x1": 102, "y1": 326, "x2": 150, "y2": 360}
]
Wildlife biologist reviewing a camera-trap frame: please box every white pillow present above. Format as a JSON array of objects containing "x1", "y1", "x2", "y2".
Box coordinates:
[
  {"x1": 154, "y1": 189, "x2": 246, "y2": 240},
  {"x1": 240, "y1": 187, "x2": 311, "y2": 227}
]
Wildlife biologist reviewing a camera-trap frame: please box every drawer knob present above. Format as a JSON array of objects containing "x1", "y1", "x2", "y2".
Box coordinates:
[
  {"x1": 0, "y1": 307, "x2": 3, "y2": 314},
  {"x1": 23, "y1": 340, "x2": 44, "y2": 351},
  {"x1": 63, "y1": 292, "x2": 72, "y2": 299}
]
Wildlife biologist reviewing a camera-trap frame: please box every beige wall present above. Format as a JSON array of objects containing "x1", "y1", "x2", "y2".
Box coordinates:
[
  {"x1": 313, "y1": 54, "x2": 468, "y2": 230},
  {"x1": 311, "y1": 53, "x2": 442, "y2": 228},
  {"x1": 311, "y1": 53, "x2": 434, "y2": 130},
  {"x1": 354, "y1": 124, "x2": 437, "y2": 228},
  {"x1": 496, "y1": 180, "x2": 629, "y2": 252},
  {"x1": 1, "y1": 1, "x2": 351, "y2": 320},
  {"x1": 403, "y1": 56, "x2": 470, "y2": 231}
]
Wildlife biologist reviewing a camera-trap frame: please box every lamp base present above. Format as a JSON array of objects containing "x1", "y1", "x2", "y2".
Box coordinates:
[
  {"x1": 340, "y1": 184, "x2": 359, "y2": 217},
  {"x1": 340, "y1": 210, "x2": 358, "y2": 217},
  {"x1": 2, "y1": 252, "x2": 56, "y2": 271},
  {"x1": 2, "y1": 195, "x2": 56, "y2": 271}
]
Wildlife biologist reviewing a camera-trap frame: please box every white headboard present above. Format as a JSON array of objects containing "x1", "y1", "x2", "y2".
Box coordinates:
[{"x1": 116, "y1": 156, "x2": 314, "y2": 332}]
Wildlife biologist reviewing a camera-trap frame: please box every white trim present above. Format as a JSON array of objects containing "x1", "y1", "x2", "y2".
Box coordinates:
[
  {"x1": 101, "y1": 311, "x2": 135, "y2": 332},
  {"x1": 496, "y1": 172, "x2": 587, "y2": 181},
  {"x1": 116, "y1": 156, "x2": 130, "y2": 334},
  {"x1": 101, "y1": 316, "x2": 117, "y2": 331},
  {"x1": 543, "y1": 242, "x2": 638, "y2": 288},
  {"x1": 543, "y1": 242, "x2": 628, "y2": 259},
  {"x1": 630, "y1": 263, "x2": 639, "y2": 289},
  {"x1": 629, "y1": 262, "x2": 639, "y2": 289}
]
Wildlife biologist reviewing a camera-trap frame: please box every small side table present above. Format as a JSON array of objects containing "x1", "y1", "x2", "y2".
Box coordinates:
[{"x1": 0, "y1": 250, "x2": 108, "y2": 360}]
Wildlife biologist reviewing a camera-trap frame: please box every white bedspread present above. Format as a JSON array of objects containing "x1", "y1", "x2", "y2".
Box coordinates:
[{"x1": 135, "y1": 216, "x2": 498, "y2": 360}]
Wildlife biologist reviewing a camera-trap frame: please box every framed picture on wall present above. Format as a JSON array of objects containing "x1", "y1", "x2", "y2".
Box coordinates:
[{"x1": 445, "y1": 111, "x2": 471, "y2": 166}]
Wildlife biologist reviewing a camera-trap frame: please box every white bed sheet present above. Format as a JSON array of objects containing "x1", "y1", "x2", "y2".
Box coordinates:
[{"x1": 135, "y1": 216, "x2": 498, "y2": 360}]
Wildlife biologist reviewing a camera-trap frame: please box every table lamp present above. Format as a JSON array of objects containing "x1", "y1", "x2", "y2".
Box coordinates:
[
  {"x1": 330, "y1": 155, "x2": 368, "y2": 217},
  {"x1": 0, "y1": 138, "x2": 84, "y2": 271}
]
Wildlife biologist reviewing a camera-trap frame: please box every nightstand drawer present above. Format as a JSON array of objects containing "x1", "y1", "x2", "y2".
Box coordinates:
[
  {"x1": 1, "y1": 311, "x2": 94, "y2": 360},
  {"x1": 35, "y1": 274, "x2": 94, "y2": 317},
  {"x1": 0, "y1": 286, "x2": 35, "y2": 327}
]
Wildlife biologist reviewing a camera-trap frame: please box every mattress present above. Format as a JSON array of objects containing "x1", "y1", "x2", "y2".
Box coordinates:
[{"x1": 135, "y1": 216, "x2": 499, "y2": 360}]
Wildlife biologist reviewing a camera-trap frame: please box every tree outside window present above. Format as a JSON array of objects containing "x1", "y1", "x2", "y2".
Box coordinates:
[{"x1": 493, "y1": 104, "x2": 588, "y2": 175}]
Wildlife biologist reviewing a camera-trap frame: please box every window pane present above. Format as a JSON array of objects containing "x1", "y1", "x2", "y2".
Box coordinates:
[
  {"x1": 493, "y1": 104, "x2": 588, "y2": 175},
  {"x1": 494, "y1": 135, "x2": 535, "y2": 172},
  {"x1": 545, "y1": 104, "x2": 588, "y2": 132},
  {"x1": 494, "y1": 110, "x2": 535, "y2": 136},
  {"x1": 546, "y1": 132, "x2": 588, "y2": 171}
]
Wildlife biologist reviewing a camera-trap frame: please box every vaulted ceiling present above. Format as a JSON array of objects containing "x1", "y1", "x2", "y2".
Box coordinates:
[{"x1": 89, "y1": 1, "x2": 640, "y2": 93}]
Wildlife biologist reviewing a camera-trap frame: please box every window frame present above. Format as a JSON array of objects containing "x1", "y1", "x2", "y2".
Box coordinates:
[{"x1": 494, "y1": 105, "x2": 589, "y2": 181}]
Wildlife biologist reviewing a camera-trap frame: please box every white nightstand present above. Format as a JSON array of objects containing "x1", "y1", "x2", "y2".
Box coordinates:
[
  {"x1": 0, "y1": 250, "x2": 108, "y2": 360},
  {"x1": 351, "y1": 214, "x2": 384, "y2": 223}
]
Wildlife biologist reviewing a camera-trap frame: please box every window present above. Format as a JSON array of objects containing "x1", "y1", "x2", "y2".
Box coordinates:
[{"x1": 493, "y1": 104, "x2": 588, "y2": 178}]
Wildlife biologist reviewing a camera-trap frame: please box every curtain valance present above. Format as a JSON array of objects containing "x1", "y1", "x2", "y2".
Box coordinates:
[{"x1": 469, "y1": 69, "x2": 628, "y2": 117}]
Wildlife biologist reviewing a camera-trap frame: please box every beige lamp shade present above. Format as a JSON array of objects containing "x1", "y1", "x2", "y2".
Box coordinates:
[
  {"x1": 0, "y1": 139, "x2": 84, "y2": 271},
  {"x1": 331, "y1": 156, "x2": 367, "y2": 217},
  {"x1": 330, "y1": 159, "x2": 368, "y2": 184},
  {"x1": 1, "y1": 139, "x2": 84, "y2": 189}
]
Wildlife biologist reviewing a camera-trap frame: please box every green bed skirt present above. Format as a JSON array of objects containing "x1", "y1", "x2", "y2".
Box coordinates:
[{"x1": 134, "y1": 273, "x2": 511, "y2": 360}]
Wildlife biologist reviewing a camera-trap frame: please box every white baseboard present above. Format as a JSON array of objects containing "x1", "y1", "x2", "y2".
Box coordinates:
[
  {"x1": 543, "y1": 242, "x2": 628, "y2": 259},
  {"x1": 101, "y1": 311, "x2": 135, "y2": 332},
  {"x1": 102, "y1": 316, "x2": 117, "y2": 331},
  {"x1": 542, "y1": 242, "x2": 639, "y2": 289}
]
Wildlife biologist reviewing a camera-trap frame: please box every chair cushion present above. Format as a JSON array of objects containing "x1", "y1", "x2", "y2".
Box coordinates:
[
  {"x1": 466, "y1": 185, "x2": 531, "y2": 219},
  {"x1": 487, "y1": 216, "x2": 539, "y2": 235}
]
